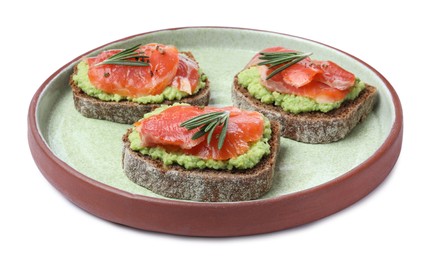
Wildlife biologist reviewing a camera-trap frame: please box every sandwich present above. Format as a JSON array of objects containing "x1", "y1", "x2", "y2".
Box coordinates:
[
  {"x1": 122, "y1": 104, "x2": 280, "y2": 202},
  {"x1": 232, "y1": 46, "x2": 377, "y2": 143},
  {"x1": 70, "y1": 43, "x2": 210, "y2": 124}
]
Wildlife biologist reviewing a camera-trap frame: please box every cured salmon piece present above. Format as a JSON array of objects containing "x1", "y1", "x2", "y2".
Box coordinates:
[
  {"x1": 260, "y1": 64, "x2": 350, "y2": 103},
  {"x1": 171, "y1": 54, "x2": 200, "y2": 95},
  {"x1": 87, "y1": 43, "x2": 179, "y2": 97},
  {"x1": 253, "y1": 46, "x2": 356, "y2": 103},
  {"x1": 310, "y1": 60, "x2": 356, "y2": 90},
  {"x1": 136, "y1": 106, "x2": 205, "y2": 150},
  {"x1": 136, "y1": 106, "x2": 265, "y2": 160},
  {"x1": 284, "y1": 80, "x2": 350, "y2": 103},
  {"x1": 281, "y1": 62, "x2": 320, "y2": 88}
]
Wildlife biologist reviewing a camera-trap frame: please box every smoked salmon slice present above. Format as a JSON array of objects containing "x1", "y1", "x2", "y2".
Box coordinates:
[
  {"x1": 136, "y1": 106, "x2": 265, "y2": 160},
  {"x1": 86, "y1": 43, "x2": 201, "y2": 97},
  {"x1": 310, "y1": 60, "x2": 356, "y2": 90},
  {"x1": 171, "y1": 54, "x2": 201, "y2": 95},
  {"x1": 254, "y1": 47, "x2": 356, "y2": 103}
]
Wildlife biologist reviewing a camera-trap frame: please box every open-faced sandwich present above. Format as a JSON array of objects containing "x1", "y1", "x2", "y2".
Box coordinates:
[
  {"x1": 232, "y1": 46, "x2": 377, "y2": 143},
  {"x1": 70, "y1": 43, "x2": 210, "y2": 124},
  {"x1": 122, "y1": 104, "x2": 280, "y2": 202}
]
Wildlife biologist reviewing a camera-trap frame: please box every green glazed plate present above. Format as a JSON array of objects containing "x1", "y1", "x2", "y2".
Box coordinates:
[{"x1": 29, "y1": 27, "x2": 402, "y2": 236}]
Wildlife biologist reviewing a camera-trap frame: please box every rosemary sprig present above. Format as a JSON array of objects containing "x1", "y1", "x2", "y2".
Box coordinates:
[
  {"x1": 95, "y1": 44, "x2": 150, "y2": 67},
  {"x1": 180, "y1": 111, "x2": 230, "y2": 150},
  {"x1": 258, "y1": 51, "x2": 313, "y2": 80}
]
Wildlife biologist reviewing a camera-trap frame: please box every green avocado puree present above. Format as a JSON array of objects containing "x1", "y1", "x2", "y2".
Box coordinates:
[
  {"x1": 72, "y1": 60, "x2": 207, "y2": 104},
  {"x1": 129, "y1": 104, "x2": 272, "y2": 170},
  {"x1": 237, "y1": 67, "x2": 365, "y2": 113}
]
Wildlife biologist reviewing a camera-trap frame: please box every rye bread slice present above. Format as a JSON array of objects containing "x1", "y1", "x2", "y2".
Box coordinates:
[
  {"x1": 232, "y1": 74, "x2": 377, "y2": 144},
  {"x1": 69, "y1": 52, "x2": 210, "y2": 124},
  {"x1": 122, "y1": 121, "x2": 281, "y2": 202}
]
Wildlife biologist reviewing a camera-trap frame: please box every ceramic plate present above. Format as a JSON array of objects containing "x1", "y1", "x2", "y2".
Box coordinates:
[{"x1": 28, "y1": 27, "x2": 403, "y2": 236}]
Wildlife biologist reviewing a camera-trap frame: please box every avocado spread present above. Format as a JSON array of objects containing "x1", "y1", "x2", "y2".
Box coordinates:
[
  {"x1": 72, "y1": 61, "x2": 207, "y2": 104},
  {"x1": 237, "y1": 67, "x2": 365, "y2": 113},
  {"x1": 129, "y1": 105, "x2": 272, "y2": 170}
]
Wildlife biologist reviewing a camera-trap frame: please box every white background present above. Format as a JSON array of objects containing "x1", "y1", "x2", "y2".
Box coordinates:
[{"x1": 1, "y1": 0, "x2": 427, "y2": 259}]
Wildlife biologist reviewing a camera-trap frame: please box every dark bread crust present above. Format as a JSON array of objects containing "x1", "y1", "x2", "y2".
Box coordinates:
[
  {"x1": 122, "y1": 121, "x2": 281, "y2": 202},
  {"x1": 232, "y1": 74, "x2": 377, "y2": 143},
  {"x1": 69, "y1": 52, "x2": 210, "y2": 124}
]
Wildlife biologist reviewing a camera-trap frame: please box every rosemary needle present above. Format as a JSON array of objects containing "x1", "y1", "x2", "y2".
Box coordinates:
[
  {"x1": 180, "y1": 111, "x2": 230, "y2": 150},
  {"x1": 95, "y1": 44, "x2": 150, "y2": 67},
  {"x1": 258, "y1": 51, "x2": 312, "y2": 80}
]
